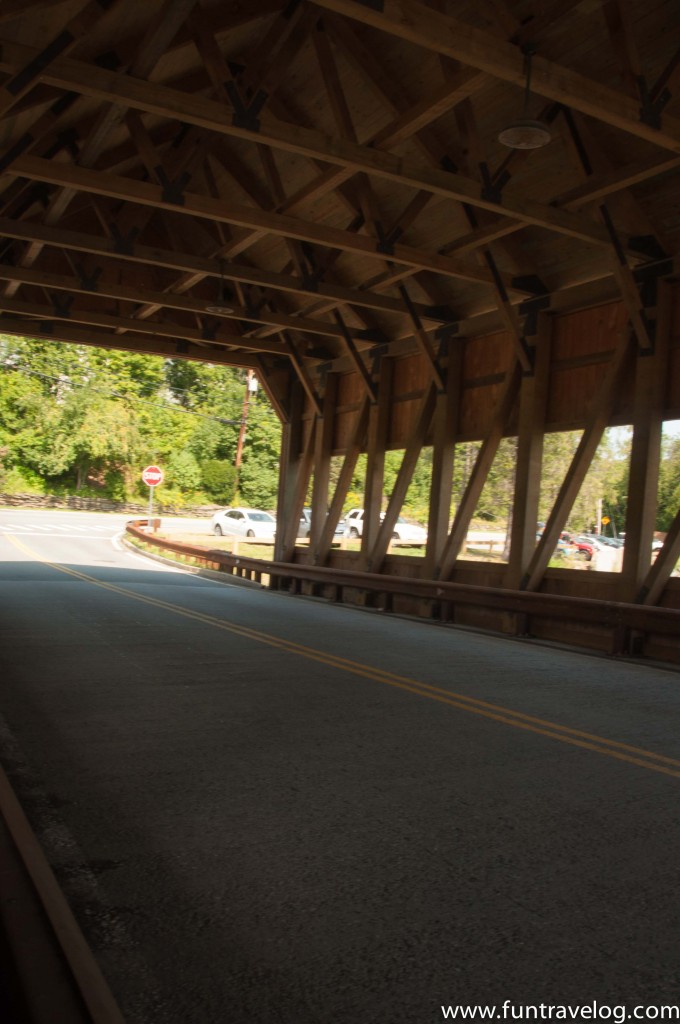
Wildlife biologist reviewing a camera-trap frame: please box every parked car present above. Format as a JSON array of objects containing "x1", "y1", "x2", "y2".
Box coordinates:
[
  {"x1": 581, "y1": 533, "x2": 624, "y2": 549},
  {"x1": 391, "y1": 516, "x2": 428, "y2": 545},
  {"x1": 537, "y1": 529, "x2": 598, "y2": 561},
  {"x1": 344, "y1": 508, "x2": 427, "y2": 546},
  {"x1": 297, "y1": 508, "x2": 346, "y2": 540},
  {"x1": 210, "y1": 507, "x2": 276, "y2": 540},
  {"x1": 570, "y1": 535, "x2": 600, "y2": 561},
  {"x1": 344, "y1": 508, "x2": 366, "y2": 539}
]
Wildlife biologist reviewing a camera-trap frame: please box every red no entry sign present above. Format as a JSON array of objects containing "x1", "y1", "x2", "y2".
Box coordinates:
[{"x1": 142, "y1": 465, "x2": 164, "y2": 487}]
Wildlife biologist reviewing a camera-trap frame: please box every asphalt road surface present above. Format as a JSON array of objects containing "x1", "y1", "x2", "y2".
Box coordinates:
[{"x1": 0, "y1": 510, "x2": 679, "y2": 1024}]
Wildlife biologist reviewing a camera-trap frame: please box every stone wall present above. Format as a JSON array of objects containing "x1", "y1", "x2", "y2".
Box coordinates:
[{"x1": 0, "y1": 493, "x2": 217, "y2": 517}]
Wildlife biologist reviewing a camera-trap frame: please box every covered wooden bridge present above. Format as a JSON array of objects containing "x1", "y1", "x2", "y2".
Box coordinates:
[{"x1": 0, "y1": 0, "x2": 679, "y2": 658}]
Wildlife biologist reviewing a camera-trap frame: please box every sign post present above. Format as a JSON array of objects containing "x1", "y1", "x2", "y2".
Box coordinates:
[{"x1": 141, "y1": 465, "x2": 164, "y2": 522}]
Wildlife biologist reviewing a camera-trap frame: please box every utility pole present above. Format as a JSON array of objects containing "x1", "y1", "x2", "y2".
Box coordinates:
[{"x1": 235, "y1": 370, "x2": 256, "y2": 469}]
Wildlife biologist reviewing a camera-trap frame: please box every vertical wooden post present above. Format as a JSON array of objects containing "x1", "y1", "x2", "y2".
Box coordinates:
[
  {"x1": 437, "y1": 360, "x2": 522, "y2": 580},
  {"x1": 425, "y1": 343, "x2": 461, "y2": 577},
  {"x1": 309, "y1": 373, "x2": 338, "y2": 551},
  {"x1": 274, "y1": 382, "x2": 315, "y2": 564},
  {"x1": 315, "y1": 396, "x2": 370, "y2": 563},
  {"x1": 366, "y1": 381, "x2": 437, "y2": 573},
  {"x1": 622, "y1": 281, "x2": 671, "y2": 598},
  {"x1": 521, "y1": 328, "x2": 635, "y2": 591},
  {"x1": 505, "y1": 313, "x2": 552, "y2": 589},
  {"x1": 361, "y1": 357, "x2": 393, "y2": 557}
]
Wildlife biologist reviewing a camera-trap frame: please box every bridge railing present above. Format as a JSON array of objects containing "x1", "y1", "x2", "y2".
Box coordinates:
[{"x1": 125, "y1": 521, "x2": 679, "y2": 661}]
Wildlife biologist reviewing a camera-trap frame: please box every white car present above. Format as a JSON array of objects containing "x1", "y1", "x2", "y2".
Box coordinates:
[
  {"x1": 391, "y1": 515, "x2": 428, "y2": 546},
  {"x1": 210, "y1": 507, "x2": 276, "y2": 540},
  {"x1": 344, "y1": 509, "x2": 427, "y2": 546}
]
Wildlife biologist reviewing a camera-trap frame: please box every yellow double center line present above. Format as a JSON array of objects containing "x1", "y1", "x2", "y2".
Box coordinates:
[{"x1": 7, "y1": 534, "x2": 680, "y2": 780}]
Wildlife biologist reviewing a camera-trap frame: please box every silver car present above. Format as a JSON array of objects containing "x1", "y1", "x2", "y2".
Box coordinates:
[{"x1": 298, "y1": 508, "x2": 346, "y2": 540}]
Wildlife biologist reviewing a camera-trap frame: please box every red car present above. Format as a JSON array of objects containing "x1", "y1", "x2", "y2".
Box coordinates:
[
  {"x1": 561, "y1": 532, "x2": 596, "y2": 561},
  {"x1": 537, "y1": 530, "x2": 597, "y2": 561}
]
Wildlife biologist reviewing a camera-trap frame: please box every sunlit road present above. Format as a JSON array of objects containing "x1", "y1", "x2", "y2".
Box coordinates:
[{"x1": 0, "y1": 510, "x2": 679, "y2": 1024}]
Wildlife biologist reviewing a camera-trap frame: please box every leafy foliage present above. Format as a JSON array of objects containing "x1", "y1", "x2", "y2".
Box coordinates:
[
  {"x1": 1, "y1": 334, "x2": 678, "y2": 536},
  {"x1": 0, "y1": 336, "x2": 282, "y2": 507},
  {"x1": 658, "y1": 434, "x2": 680, "y2": 532},
  {"x1": 200, "y1": 459, "x2": 238, "y2": 503}
]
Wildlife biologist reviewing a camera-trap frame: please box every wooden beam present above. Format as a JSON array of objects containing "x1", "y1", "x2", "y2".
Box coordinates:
[
  {"x1": 282, "y1": 333, "x2": 323, "y2": 417},
  {"x1": 0, "y1": 0, "x2": 66, "y2": 26},
  {"x1": 315, "y1": 396, "x2": 370, "y2": 563},
  {"x1": 521, "y1": 329, "x2": 635, "y2": 592},
  {"x1": 0, "y1": 41, "x2": 619, "y2": 246},
  {"x1": 606, "y1": 248, "x2": 655, "y2": 353},
  {"x1": 370, "y1": 67, "x2": 489, "y2": 148},
  {"x1": 0, "y1": 262, "x2": 367, "y2": 348},
  {"x1": 274, "y1": 382, "x2": 314, "y2": 562},
  {"x1": 361, "y1": 357, "x2": 394, "y2": 558},
  {"x1": 397, "y1": 284, "x2": 446, "y2": 391},
  {"x1": 437, "y1": 360, "x2": 523, "y2": 580},
  {"x1": 309, "y1": 373, "x2": 338, "y2": 553},
  {"x1": 555, "y1": 154, "x2": 680, "y2": 211},
  {"x1": 0, "y1": 316, "x2": 259, "y2": 368},
  {"x1": 0, "y1": 292, "x2": 298, "y2": 358},
  {"x1": 424, "y1": 342, "x2": 461, "y2": 576},
  {"x1": 0, "y1": 0, "x2": 120, "y2": 119},
  {"x1": 505, "y1": 314, "x2": 552, "y2": 589},
  {"x1": 0, "y1": 216, "x2": 442, "y2": 322},
  {"x1": 622, "y1": 281, "x2": 672, "y2": 596},
  {"x1": 308, "y1": 0, "x2": 680, "y2": 154},
  {"x1": 253, "y1": 356, "x2": 291, "y2": 425},
  {"x1": 7, "y1": 155, "x2": 527, "y2": 290},
  {"x1": 333, "y1": 312, "x2": 377, "y2": 401},
  {"x1": 365, "y1": 381, "x2": 437, "y2": 574},
  {"x1": 636, "y1": 507, "x2": 680, "y2": 608}
]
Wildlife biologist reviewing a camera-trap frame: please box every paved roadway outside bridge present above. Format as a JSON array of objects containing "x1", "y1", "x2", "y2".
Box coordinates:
[{"x1": 0, "y1": 509, "x2": 678, "y2": 1023}]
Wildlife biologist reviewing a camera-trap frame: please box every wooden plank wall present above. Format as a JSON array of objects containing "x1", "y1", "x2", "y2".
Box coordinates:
[{"x1": 320, "y1": 289, "x2": 679, "y2": 454}]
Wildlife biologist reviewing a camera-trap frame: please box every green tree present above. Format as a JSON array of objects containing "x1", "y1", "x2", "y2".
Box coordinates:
[
  {"x1": 0, "y1": 336, "x2": 282, "y2": 506},
  {"x1": 166, "y1": 450, "x2": 202, "y2": 493},
  {"x1": 201, "y1": 459, "x2": 238, "y2": 503},
  {"x1": 658, "y1": 435, "x2": 680, "y2": 532},
  {"x1": 237, "y1": 399, "x2": 282, "y2": 509}
]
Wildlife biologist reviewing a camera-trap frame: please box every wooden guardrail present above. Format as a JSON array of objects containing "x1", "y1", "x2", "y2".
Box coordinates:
[{"x1": 126, "y1": 522, "x2": 680, "y2": 660}]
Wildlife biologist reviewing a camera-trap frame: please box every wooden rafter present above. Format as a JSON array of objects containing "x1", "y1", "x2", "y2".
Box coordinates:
[
  {"x1": 6, "y1": 155, "x2": 531, "y2": 290},
  {"x1": 0, "y1": 216, "x2": 445, "y2": 323},
  {"x1": 0, "y1": 263, "x2": 379, "y2": 346},
  {"x1": 308, "y1": 0, "x2": 680, "y2": 154},
  {"x1": 0, "y1": 41, "x2": 620, "y2": 247},
  {"x1": 0, "y1": 316, "x2": 259, "y2": 369}
]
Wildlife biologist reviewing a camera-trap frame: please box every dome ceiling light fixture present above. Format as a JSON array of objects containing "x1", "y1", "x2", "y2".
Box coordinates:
[
  {"x1": 498, "y1": 44, "x2": 552, "y2": 150},
  {"x1": 205, "y1": 260, "x2": 235, "y2": 315}
]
